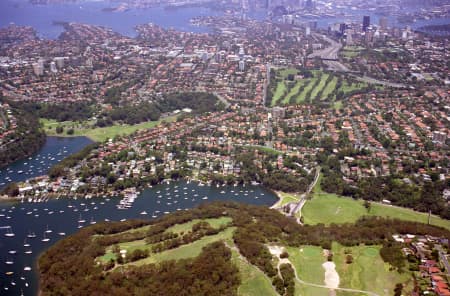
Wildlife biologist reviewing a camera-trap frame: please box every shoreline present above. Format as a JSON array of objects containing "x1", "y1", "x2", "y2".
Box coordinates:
[
  {"x1": 270, "y1": 191, "x2": 283, "y2": 209},
  {"x1": 0, "y1": 177, "x2": 276, "y2": 203}
]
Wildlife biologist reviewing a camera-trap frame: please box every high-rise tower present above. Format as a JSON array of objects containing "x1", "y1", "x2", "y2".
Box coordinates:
[{"x1": 362, "y1": 16, "x2": 370, "y2": 32}]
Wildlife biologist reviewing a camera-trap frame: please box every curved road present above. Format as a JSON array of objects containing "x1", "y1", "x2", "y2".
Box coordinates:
[{"x1": 308, "y1": 34, "x2": 349, "y2": 72}]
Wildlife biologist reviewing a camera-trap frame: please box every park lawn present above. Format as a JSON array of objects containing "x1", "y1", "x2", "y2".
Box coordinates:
[
  {"x1": 321, "y1": 76, "x2": 338, "y2": 99},
  {"x1": 276, "y1": 192, "x2": 299, "y2": 206},
  {"x1": 302, "y1": 192, "x2": 367, "y2": 225},
  {"x1": 287, "y1": 246, "x2": 325, "y2": 285},
  {"x1": 279, "y1": 68, "x2": 298, "y2": 79},
  {"x1": 272, "y1": 80, "x2": 287, "y2": 106},
  {"x1": 296, "y1": 285, "x2": 329, "y2": 296},
  {"x1": 99, "y1": 238, "x2": 156, "y2": 262},
  {"x1": 341, "y1": 50, "x2": 360, "y2": 58},
  {"x1": 310, "y1": 73, "x2": 330, "y2": 100},
  {"x1": 164, "y1": 217, "x2": 232, "y2": 234},
  {"x1": 117, "y1": 239, "x2": 154, "y2": 254},
  {"x1": 344, "y1": 46, "x2": 365, "y2": 51},
  {"x1": 298, "y1": 77, "x2": 317, "y2": 103},
  {"x1": 41, "y1": 115, "x2": 177, "y2": 142},
  {"x1": 248, "y1": 145, "x2": 282, "y2": 156},
  {"x1": 332, "y1": 242, "x2": 413, "y2": 295},
  {"x1": 128, "y1": 226, "x2": 236, "y2": 266},
  {"x1": 292, "y1": 81, "x2": 310, "y2": 104},
  {"x1": 98, "y1": 251, "x2": 117, "y2": 263},
  {"x1": 231, "y1": 248, "x2": 277, "y2": 296},
  {"x1": 119, "y1": 225, "x2": 153, "y2": 235},
  {"x1": 333, "y1": 100, "x2": 343, "y2": 110},
  {"x1": 369, "y1": 203, "x2": 450, "y2": 230},
  {"x1": 281, "y1": 81, "x2": 301, "y2": 105},
  {"x1": 283, "y1": 81, "x2": 304, "y2": 105},
  {"x1": 41, "y1": 118, "x2": 93, "y2": 136},
  {"x1": 287, "y1": 246, "x2": 331, "y2": 295},
  {"x1": 302, "y1": 186, "x2": 450, "y2": 230},
  {"x1": 340, "y1": 81, "x2": 367, "y2": 94},
  {"x1": 270, "y1": 68, "x2": 380, "y2": 107}
]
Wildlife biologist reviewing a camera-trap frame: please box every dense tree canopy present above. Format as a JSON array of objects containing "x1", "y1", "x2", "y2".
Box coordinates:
[
  {"x1": 0, "y1": 104, "x2": 46, "y2": 168},
  {"x1": 39, "y1": 202, "x2": 450, "y2": 295}
]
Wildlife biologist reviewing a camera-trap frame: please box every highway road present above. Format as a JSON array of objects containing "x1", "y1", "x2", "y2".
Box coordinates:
[
  {"x1": 308, "y1": 34, "x2": 406, "y2": 88},
  {"x1": 436, "y1": 245, "x2": 450, "y2": 275},
  {"x1": 308, "y1": 34, "x2": 349, "y2": 72}
]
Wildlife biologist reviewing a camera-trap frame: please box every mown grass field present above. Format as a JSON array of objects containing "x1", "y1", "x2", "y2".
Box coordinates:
[
  {"x1": 275, "y1": 192, "x2": 300, "y2": 207},
  {"x1": 99, "y1": 217, "x2": 233, "y2": 262},
  {"x1": 300, "y1": 174, "x2": 450, "y2": 230},
  {"x1": 97, "y1": 215, "x2": 276, "y2": 295},
  {"x1": 286, "y1": 243, "x2": 412, "y2": 296},
  {"x1": 340, "y1": 46, "x2": 364, "y2": 59},
  {"x1": 164, "y1": 216, "x2": 232, "y2": 234},
  {"x1": 332, "y1": 242, "x2": 413, "y2": 295},
  {"x1": 287, "y1": 246, "x2": 330, "y2": 295},
  {"x1": 231, "y1": 249, "x2": 277, "y2": 296},
  {"x1": 270, "y1": 69, "x2": 369, "y2": 107},
  {"x1": 41, "y1": 115, "x2": 177, "y2": 142},
  {"x1": 127, "y1": 226, "x2": 236, "y2": 266},
  {"x1": 302, "y1": 191, "x2": 450, "y2": 230},
  {"x1": 287, "y1": 245, "x2": 325, "y2": 284}
]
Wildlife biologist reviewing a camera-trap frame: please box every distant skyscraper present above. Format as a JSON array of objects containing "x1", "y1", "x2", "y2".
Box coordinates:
[
  {"x1": 339, "y1": 23, "x2": 346, "y2": 35},
  {"x1": 239, "y1": 60, "x2": 245, "y2": 71},
  {"x1": 305, "y1": 0, "x2": 313, "y2": 10},
  {"x1": 50, "y1": 61, "x2": 57, "y2": 73},
  {"x1": 239, "y1": 47, "x2": 245, "y2": 59},
  {"x1": 362, "y1": 16, "x2": 370, "y2": 32},
  {"x1": 54, "y1": 57, "x2": 65, "y2": 69},
  {"x1": 305, "y1": 26, "x2": 311, "y2": 36},
  {"x1": 32, "y1": 59, "x2": 44, "y2": 76}
]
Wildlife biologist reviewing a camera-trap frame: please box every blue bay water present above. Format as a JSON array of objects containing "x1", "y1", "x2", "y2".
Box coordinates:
[
  {"x1": 0, "y1": 136, "x2": 94, "y2": 190},
  {"x1": 0, "y1": 0, "x2": 224, "y2": 39},
  {"x1": 0, "y1": 0, "x2": 447, "y2": 39},
  {"x1": 0, "y1": 136, "x2": 278, "y2": 296},
  {"x1": 0, "y1": 180, "x2": 278, "y2": 296}
]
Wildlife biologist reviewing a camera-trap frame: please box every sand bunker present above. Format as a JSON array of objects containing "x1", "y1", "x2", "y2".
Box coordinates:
[
  {"x1": 322, "y1": 261, "x2": 340, "y2": 289},
  {"x1": 268, "y1": 245, "x2": 284, "y2": 257},
  {"x1": 268, "y1": 245, "x2": 290, "y2": 264}
]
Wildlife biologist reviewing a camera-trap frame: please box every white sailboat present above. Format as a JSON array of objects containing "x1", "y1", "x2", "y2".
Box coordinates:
[
  {"x1": 78, "y1": 213, "x2": 86, "y2": 223},
  {"x1": 45, "y1": 225, "x2": 52, "y2": 233},
  {"x1": 41, "y1": 232, "x2": 50, "y2": 242},
  {"x1": 3, "y1": 226, "x2": 15, "y2": 237}
]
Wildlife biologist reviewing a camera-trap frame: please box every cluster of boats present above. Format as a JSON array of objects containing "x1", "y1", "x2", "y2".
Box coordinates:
[
  {"x1": 2, "y1": 226, "x2": 34, "y2": 291},
  {"x1": 0, "y1": 179, "x2": 272, "y2": 293},
  {"x1": 116, "y1": 188, "x2": 138, "y2": 210},
  {"x1": 0, "y1": 148, "x2": 69, "y2": 187}
]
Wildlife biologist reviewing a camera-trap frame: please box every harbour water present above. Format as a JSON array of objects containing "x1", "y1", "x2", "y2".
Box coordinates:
[
  {"x1": 0, "y1": 0, "x2": 224, "y2": 39},
  {"x1": 1, "y1": 0, "x2": 446, "y2": 40},
  {"x1": 0, "y1": 136, "x2": 93, "y2": 190},
  {"x1": 0, "y1": 180, "x2": 277, "y2": 295}
]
